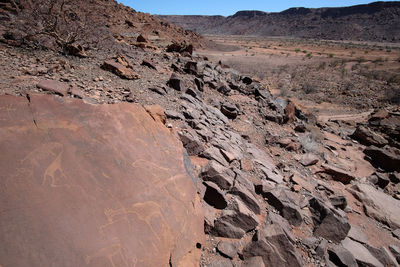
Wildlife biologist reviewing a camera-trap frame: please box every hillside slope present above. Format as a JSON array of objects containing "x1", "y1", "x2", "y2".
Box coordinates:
[{"x1": 159, "y1": 1, "x2": 400, "y2": 42}]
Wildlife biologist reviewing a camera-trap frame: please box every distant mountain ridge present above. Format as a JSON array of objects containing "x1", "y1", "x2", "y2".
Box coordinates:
[{"x1": 158, "y1": 1, "x2": 400, "y2": 42}]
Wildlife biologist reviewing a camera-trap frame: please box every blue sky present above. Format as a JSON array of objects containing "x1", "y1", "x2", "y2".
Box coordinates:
[{"x1": 117, "y1": 0, "x2": 386, "y2": 16}]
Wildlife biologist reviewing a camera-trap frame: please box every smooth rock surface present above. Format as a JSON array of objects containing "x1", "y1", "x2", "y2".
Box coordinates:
[
  {"x1": 350, "y1": 182, "x2": 400, "y2": 229},
  {"x1": 0, "y1": 95, "x2": 204, "y2": 267}
]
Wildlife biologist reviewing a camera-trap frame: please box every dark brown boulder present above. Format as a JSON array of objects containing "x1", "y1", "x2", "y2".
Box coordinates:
[
  {"x1": 137, "y1": 33, "x2": 149, "y2": 43},
  {"x1": 351, "y1": 125, "x2": 388, "y2": 147},
  {"x1": 0, "y1": 94, "x2": 204, "y2": 267},
  {"x1": 141, "y1": 59, "x2": 157, "y2": 70},
  {"x1": 364, "y1": 146, "x2": 400, "y2": 172},
  {"x1": 309, "y1": 198, "x2": 350, "y2": 243},
  {"x1": 167, "y1": 73, "x2": 185, "y2": 91},
  {"x1": 242, "y1": 224, "x2": 303, "y2": 267}
]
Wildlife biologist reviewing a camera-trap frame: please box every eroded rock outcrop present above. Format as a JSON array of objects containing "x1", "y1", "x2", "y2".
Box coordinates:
[{"x1": 0, "y1": 94, "x2": 204, "y2": 266}]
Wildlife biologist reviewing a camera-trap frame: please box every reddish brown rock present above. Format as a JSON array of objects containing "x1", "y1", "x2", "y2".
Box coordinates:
[
  {"x1": 144, "y1": 104, "x2": 167, "y2": 124},
  {"x1": 137, "y1": 33, "x2": 150, "y2": 43},
  {"x1": 101, "y1": 60, "x2": 140, "y2": 80},
  {"x1": 36, "y1": 79, "x2": 70, "y2": 96},
  {"x1": 141, "y1": 59, "x2": 158, "y2": 70},
  {"x1": 321, "y1": 163, "x2": 357, "y2": 184},
  {"x1": 284, "y1": 100, "x2": 296, "y2": 123},
  {"x1": 0, "y1": 94, "x2": 204, "y2": 267}
]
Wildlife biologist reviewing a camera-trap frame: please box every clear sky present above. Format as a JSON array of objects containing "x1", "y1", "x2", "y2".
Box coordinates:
[{"x1": 116, "y1": 0, "x2": 388, "y2": 16}]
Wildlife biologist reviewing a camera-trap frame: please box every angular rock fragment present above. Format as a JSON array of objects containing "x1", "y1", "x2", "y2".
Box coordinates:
[
  {"x1": 351, "y1": 125, "x2": 388, "y2": 147},
  {"x1": 321, "y1": 163, "x2": 357, "y2": 184},
  {"x1": 141, "y1": 59, "x2": 157, "y2": 70},
  {"x1": 185, "y1": 87, "x2": 203, "y2": 99},
  {"x1": 221, "y1": 103, "x2": 239, "y2": 119},
  {"x1": 165, "y1": 110, "x2": 184, "y2": 120},
  {"x1": 202, "y1": 147, "x2": 230, "y2": 167},
  {"x1": 101, "y1": 60, "x2": 140, "y2": 79},
  {"x1": 328, "y1": 245, "x2": 357, "y2": 267},
  {"x1": 206, "y1": 258, "x2": 234, "y2": 267},
  {"x1": 264, "y1": 188, "x2": 303, "y2": 226},
  {"x1": 203, "y1": 181, "x2": 228, "y2": 210},
  {"x1": 36, "y1": 79, "x2": 69, "y2": 96},
  {"x1": 350, "y1": 183, "x2": 400, "y2": 229},
  {"x1": 330, "y1": 195, "x2": 347, "y2": 210},
  {"x1": 200, "y1": 160, "x2": 235, "y2": 190},
  {"x1": 366, "y1": 245, "x2": 400, "y2": 267},
  {"x1": 341, "y1": 238, "x2": 384, "y2": 267},
  {"x1": 194, "y1": 77, "x2": 204, "y2": 91},
  {"x1": 213, "y1": 199, "x2": 259, "y2": 238},
  {"x1": 230, "y1": 183, "x2": 261, "y2": 214},
  {"x1": 347, "y1": 225, "x2": 368, "y2": 244},
  {"x1": 267, "y1": 212, "x2": 296, "y2": 243},
  {"x1": 309, "y1": 198, "x2": 350, "y2": 243},
  {"x1": 167, "y1": 73, "x2": 185, "y2": 91},
  {"x1": 137, "y1": 33, "x2": 149, "y2": 43},
  {"x1": 296, "y1": 153, "x2": 319, "y2": 166},
  {"x1": 178, "y1": 130, "x2": 204, "y2": 156},
  {"x1": 364, "y1": 146, "x2": 400, "y2": 172},
  {"x1": 217, "y1": 241, "x2": 238, "y2": 259},
  {"x1": 389, "y1": 245, "x2": 400, "y2": 263},
  {"x1": 184, "y1": 61, "x2": 198, "y2": 75},
  {"x1": 242, "y1": 224, "x2": 303, "y2": 267}
]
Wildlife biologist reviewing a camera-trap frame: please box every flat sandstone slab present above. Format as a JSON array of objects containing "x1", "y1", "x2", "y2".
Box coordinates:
[{"x1": 0, "y1": 94, "x2": 204, "y2": 266}]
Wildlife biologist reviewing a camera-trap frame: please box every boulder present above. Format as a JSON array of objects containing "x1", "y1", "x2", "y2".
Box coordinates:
[
  {"x1": 178, "y1": 130, "x2": 204, "y2": 156},
  {"x1": 347, "y1": 225, "x2": 368, "y2": 244},
  {"x1": 213, "y1": 199, "x2": 259, "y2": 238},
  {"x1": 341, "y1": 238, "x2": 384, "y2": 267},
  {"x1": 184, "y1": 61, "x2": 198, "y2": 75},
  {"x1": 364, "y1": 146, "x2": 400, "y2": 172},
  {"x1": 167, "y1": 73, "x2": 185, "y2": 91},
  {"x1": 330, "y1": 195, "x2": 347, "y2": 210},
  {"x1": 296, "y1": 153, "x2": 319, "y2": 166},
  {"x1": 65, "y1": 43, "x2": 87, "y2": 58},
  {"x1": 264, "y1": 188, "x2": 303, "y2": 226},
  {"x1": 351, "y1": 125, "x2": 388, "y2": 147},
  {"x1": 0, "y1": 95, "x2": 204, "y2": 267},
  {"x1": 321, "y1": 163, "x2": 357, "y2": 184},
  {"x1": 309, "y1": 198, "x2": 350, "y2": 243},
  {"x1": 350, "y1": 183, "x2": 400, "y2": 229},
  {"x1": 230, "y1": 183, "x2": 261, "y2": 214},
  {"x1": 366, "y1": 245, "x2": 400, "y2": 267},
  {"x1": 221, "y1": 103, "x2": 239, "y2": 119},
  {"x1": 137, "y1": 33, "x2": 149, "y2": 43},
  {"x1": 389, "y1": 245, "x2": 400, "y2": 263},
  {"x1": 202, "y1": 147, "x2": 230, "y2": 167},
  {"x1": 242, "y1": 224, "x2": 303, "y2": 267},
  {"x1": 36, "y1": 79, "x2": 69, "y2": 96},
  {"x1": 194, "y1": 78, "x2": 204, "y2": 92},
  {"x1": 141, "y1": 59, "x2": 157, "y2": 70},
  {"x1": 217, "y1": 241, "x2": 238, "y2": 259},
  {"x1": 328, "y1": 245, "x2": 357, "y2": 267},
  {"x1": 200, "y1": 160, "x2": 235, "y2": 190},
  {"x1": 101, "y1": 60, "x2": 140, "y2": 80},
  {"x1": 203, "y1": 181, "x2": 228, "y2": 209},
  {"x1": 241, "y1": 76, "x2": 253, "y2": 85}
]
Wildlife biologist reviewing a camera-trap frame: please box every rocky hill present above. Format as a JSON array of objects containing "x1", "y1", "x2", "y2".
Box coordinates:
[
  {"x1": 0, "y1": 0, "x2": 400, "y2": 266},
  {"x1": 159, "y1": 1, "x2": 400, "y2": 42}
]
